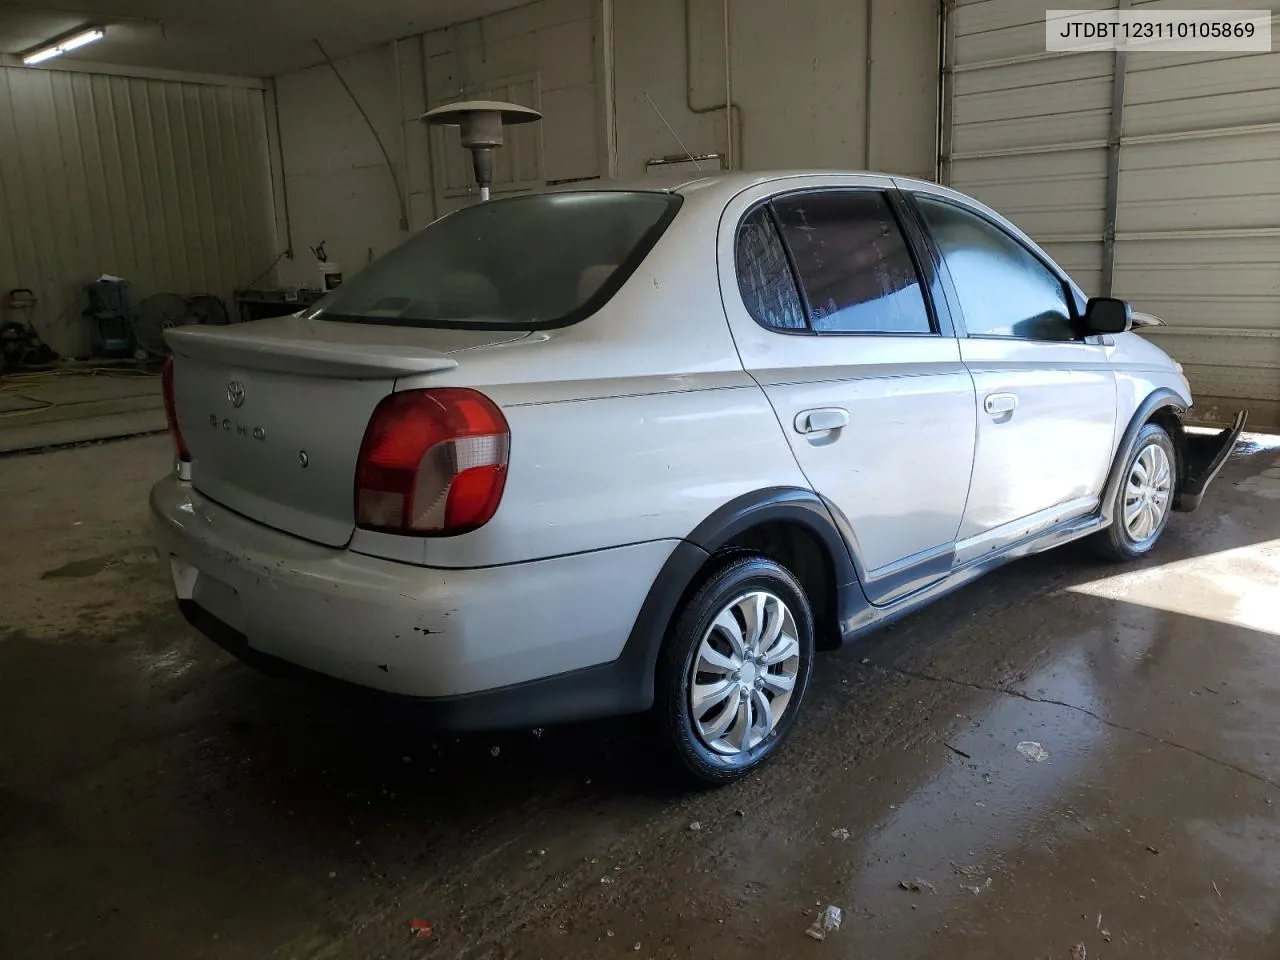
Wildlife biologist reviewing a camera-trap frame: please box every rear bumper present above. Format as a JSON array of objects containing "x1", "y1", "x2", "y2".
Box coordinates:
[
  {"x1": 150, "y1": 475, "x2": 676, "y2": 727},
  {"x1": 1175, "y1": 409, "x2": 1248, "y2": 512}
]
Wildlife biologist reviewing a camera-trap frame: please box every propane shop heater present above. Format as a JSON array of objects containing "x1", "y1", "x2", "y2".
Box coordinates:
[{"x1": 421, "y1": 101, "x2": 542, "y2": 201}]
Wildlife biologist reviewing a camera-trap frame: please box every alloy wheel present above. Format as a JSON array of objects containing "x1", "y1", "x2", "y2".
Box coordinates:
[
  {"x1": 1124, "y1": 442, "x2": 1172, "y2": 542},
  {"x1": 688, "y1": 590, "x2": 801, "y2": 755}
]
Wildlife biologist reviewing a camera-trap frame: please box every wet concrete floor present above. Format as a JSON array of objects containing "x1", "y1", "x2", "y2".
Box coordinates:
[{"x1": 2, "y1": 435, "x2": 1278, "y2": 959}]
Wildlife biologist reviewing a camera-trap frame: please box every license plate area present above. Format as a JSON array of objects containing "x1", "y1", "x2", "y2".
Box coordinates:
[{"x1": 171, "y1": 557, "x2": 245, "y2": 633}]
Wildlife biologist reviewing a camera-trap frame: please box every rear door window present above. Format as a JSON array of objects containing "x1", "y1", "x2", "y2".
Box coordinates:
[
  {"x1": 772, "y1": 191, "x2": 933, "y2": 335},
  {"x1": 735, "y1": 206, "x2": 807, "y2": 331},
  {"x1": 315, "y1": 191, "x2": 680, "y2": 330}
]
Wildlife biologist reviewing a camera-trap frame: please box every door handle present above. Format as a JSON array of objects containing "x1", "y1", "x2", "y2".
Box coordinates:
[
  {"x1": 795, "y1": 407, "x2": 850, "y2": 434},
  {"x1": 984, "y1": 393, "x2": 1018, "y2": 416}
]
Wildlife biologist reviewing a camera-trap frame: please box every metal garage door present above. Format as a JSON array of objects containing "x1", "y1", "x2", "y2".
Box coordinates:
[
  {"x1": 942, "y1": 0, "x2": 1280, "y2": 429},
  {"x1": 0, "y1": 68, "x2": 278, "y2": 359}
]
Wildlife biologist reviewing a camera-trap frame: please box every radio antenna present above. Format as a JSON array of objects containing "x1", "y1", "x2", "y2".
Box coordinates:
[{"x1": 642, "y1": 90, "x2": 702, "y2": 171}]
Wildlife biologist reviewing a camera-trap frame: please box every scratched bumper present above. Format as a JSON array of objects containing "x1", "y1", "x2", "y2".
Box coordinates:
[{"x1": 149, "y1": 474, "x2": 672, "y2": 702}]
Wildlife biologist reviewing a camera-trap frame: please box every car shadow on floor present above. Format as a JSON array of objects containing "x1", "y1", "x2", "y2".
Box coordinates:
[
  {"x1": 4, "y1": 443, "x2": 1277, "y2": 958},
  {"x1": 209, "y1": 439, "x2": 1280, "y2": 809}
]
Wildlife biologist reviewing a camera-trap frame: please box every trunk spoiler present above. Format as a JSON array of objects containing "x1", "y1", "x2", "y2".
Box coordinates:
[
  {"x1": 166, "y1": 325, "x2": 459, "y2": 379},
  {"x1": 1175, "y1": 409, "x2": 1248, "y2": 512}
]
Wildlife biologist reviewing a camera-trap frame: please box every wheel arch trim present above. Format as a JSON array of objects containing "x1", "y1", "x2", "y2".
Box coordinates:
[
  {"x1": 683, "y1": 486, "x2": 862, "y2": 585},
  {"x1": 1100, "y1": 388, "x2": 1187, "y2": 526},
  {"x1": 617, "y1": 487, "x2": 869, "y2": 710}
]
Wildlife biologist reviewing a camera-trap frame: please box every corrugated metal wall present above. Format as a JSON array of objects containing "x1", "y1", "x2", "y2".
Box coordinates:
[
  {"x1": 944, "y1": 0, "x2": 1280, "y2": 430},
  {"x1": 0, "y1": 67, "x2": 277, "y2": 357},
  {"x1": 1114, "y1": 0, "x2": 1280, "y2": 428},
  {"x1": 944, "y1": 0, "x2": 1113, "y2": 300}
]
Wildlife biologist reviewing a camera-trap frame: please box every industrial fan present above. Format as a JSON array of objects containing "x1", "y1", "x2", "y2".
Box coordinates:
[
  {"x1": 188, "y1": 294, "x2": 230, "y2": 326},
  {"x1": 134, "y1": 293, "x2": 196, "y2": 357}
]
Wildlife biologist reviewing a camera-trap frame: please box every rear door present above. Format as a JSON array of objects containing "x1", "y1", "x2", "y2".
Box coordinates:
[
  {"x1": 907, "y1": 191, "x2": 1118, "y2": 559},
  {"x1": 719, "y1": 177, "x2": 977, "y2": 604}
]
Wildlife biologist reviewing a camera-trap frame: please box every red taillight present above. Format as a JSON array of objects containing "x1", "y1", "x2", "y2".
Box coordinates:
[
  {"x1": 161, "y1": 357, "x2": 190, "y2": 464},
  {"x1": 355, "y1": 388, "x2": 510, "y2": 536}
]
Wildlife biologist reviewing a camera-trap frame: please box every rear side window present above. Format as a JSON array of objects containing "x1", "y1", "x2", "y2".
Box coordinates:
[
  {"x1": 915, "y1": 196, "x2": 1075, "y2": 341},
  {"x1": 772, "y1": 191, "x2": 932, "y2": 335},
  {"x1": 735, "y1": 206, "x2": 807, "y2": 331},
  {"x1": 315, "y1": 191, "x2": 680, "y2": 330}
]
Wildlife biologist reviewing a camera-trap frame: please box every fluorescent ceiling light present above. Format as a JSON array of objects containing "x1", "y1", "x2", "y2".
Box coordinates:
[
  {"x1": 23, "y1": 27, "x2": 105, "y2": 66},
  {"x1": 22, "y1": 47, "x2": 64, "y2": 65},
  {"x1": 58, "y1": 28, "x2": 105, "y2": 52}
]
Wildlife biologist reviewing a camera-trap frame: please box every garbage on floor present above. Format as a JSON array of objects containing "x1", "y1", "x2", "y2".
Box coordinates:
[
  {"x1": 1017, "y1": 741, "x2": 1050, "y2": 762},
  {"x1": 804, "y1": 905, "x2": 842, "y2": 941}
]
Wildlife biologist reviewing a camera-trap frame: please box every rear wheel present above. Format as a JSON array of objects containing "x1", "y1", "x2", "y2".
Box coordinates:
[
  {"x1": 654, "y1": 554, "x2": 814, "y2": 785},
  {"x1": 1094, "y1": 422, "x2": 1176, "y2": 561}
]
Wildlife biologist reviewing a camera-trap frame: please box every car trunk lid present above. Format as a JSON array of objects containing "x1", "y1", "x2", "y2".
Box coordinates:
[{"x1": 167, "y1": 316, "x2": 527, "y2": 546}]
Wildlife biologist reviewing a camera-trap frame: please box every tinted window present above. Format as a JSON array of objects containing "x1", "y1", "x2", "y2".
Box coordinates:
[
  {"x1": 316, "y1": 191, "x2": 678, "y2": 329},
  {"x1": 735, "y1": 206, "x2": 806, "y2": 330},
  {"x1": 772, "y1": 191, "x2": 932, "y2": 334},
  {"x1": 916, "y1": 196, "x2": 1074, "y2": 341}
]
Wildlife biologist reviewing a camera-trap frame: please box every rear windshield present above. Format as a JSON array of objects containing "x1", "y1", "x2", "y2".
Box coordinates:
[{"x1": 315, "y1": 191, "x2": 680, "y2": 330}]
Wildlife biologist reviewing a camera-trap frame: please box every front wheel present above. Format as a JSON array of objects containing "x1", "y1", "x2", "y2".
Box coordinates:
[
  {"x1": 1093, "y1": 422, "x2": 1176, "y2": 561},
  {"x1": 654, "y1": 554, "x2": 814, "y2": 785}
]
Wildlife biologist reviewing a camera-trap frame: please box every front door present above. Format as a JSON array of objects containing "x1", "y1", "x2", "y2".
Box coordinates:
[
  {"x1": 910, "y1": 193, "x2": 1118, "y2": 561},
  {"x1": 720, "y1": 179, "x2": 977, "y2": 604}
]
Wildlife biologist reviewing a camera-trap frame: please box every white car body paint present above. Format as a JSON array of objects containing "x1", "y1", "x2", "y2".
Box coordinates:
[
  {"x1": 151, "y1": 477, "x2": 677, "y2": 696},
  {"x1": 350, "y1": 385, "x2": 810, "y2": 568},
  {"x1": 1109, "y1": 327, "x2": 1195, "y2": 416},
  {"x1": 152, "y1": 171, "x2": 1227, "y2": 723},
  {"x1": 955, "y1": 335, "x2": 1117, "y2": 541},
  {"x1": 717, "y1": 175, "x2": 978, "y2": 577}
]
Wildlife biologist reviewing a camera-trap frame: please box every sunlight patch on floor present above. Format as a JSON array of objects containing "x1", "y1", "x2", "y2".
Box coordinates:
[
  {"x1": 1230, "y1": 431, "x2": 1280, "y2": 453},
  {"x1": 1068, "y1": 540, "x2": 1280, "y2": 637}
]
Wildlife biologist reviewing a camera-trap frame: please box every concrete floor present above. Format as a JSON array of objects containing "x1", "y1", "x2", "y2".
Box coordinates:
[
  {"x1": 2, "y1": 434, "x2": 1278, "y2": 959},
  {"x1": 0, "y1": 367, "x2": 164, "y2": 454}
]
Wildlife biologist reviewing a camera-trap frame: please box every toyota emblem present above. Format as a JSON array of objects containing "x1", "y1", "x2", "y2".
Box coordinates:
[{"x1": 226, "y1": 380, "x2": 246, "y2": 408}]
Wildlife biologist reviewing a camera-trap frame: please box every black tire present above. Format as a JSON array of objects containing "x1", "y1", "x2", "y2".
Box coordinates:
[
  {"x1": 654, "y1": 553, "x2": 815, "y2": 785},
  {"x1": 1092, "y1": 422, "x2": 1177, "y2": 561}
]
